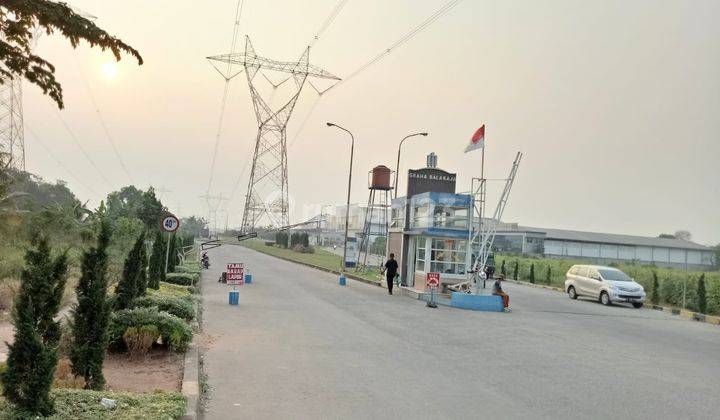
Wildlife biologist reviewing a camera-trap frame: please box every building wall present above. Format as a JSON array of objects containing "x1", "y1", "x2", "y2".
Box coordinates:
[{"x1": 543, "y1": 239, "x2": 716, "y2": 270}]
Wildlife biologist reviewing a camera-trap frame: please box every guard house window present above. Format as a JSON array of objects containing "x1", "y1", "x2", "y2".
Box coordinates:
[
  {"x1": 430, "y1": 239, "x2": 467, "y2": 275},
  {"x1": 412, "y1": 204, "x2": 429, "y2": 228},
  {"x1": 416, "y1": 238, "x2": 427, "y2": 272},
  {"x1": 432, "y1": 205, "x2": 468, "y2": 229}
]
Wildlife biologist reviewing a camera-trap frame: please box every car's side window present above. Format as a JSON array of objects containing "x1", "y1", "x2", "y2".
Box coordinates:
[
  {"x1": 577, "y1": 267, "x2": 589, "y2": 277},
  {"x1": 569, "y1": 266, "x2": 578, "y2": 275},
  {"x1": 588, "y1": 269, "x2": 600, "y2": 280}
]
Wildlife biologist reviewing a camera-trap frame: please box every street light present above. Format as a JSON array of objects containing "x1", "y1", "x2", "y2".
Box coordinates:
[
  {"x1": 394, "y1": 132, "x2": 428, "y2": 198},
  {"x1": 326, "y1": 122, "x2": 355, "y2": 271}
]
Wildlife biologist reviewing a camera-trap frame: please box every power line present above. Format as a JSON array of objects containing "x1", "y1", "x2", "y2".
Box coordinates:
[
  {"x1": 53, "y1": 109, "x2": 114, "y2": 190},
  {"x1": 288, "y1": 0, "x2": 465, "y2": 149},
  {"x1": 25, "y1": 125, "x2": 99, "y2": 197},
  {"x1": 331, "y1": 0, "x2": 465, "y2": 91},
  {"x1": 310, "y1": 0, "x2": 350, "y2": 47},
  {"x1": 73, "y1": 54, "x2": 135, "y2": 185},
  {"x1": 206, "y1": 0, "x2": 246, "y2": 194}
]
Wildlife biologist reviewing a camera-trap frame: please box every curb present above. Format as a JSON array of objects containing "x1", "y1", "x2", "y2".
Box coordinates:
[
  {"x1": 181, "y1": 343, "x2": 200, "y2": 420},
  {"x1": 505, "y1": 278, "x2": 720, "y2": 326}
]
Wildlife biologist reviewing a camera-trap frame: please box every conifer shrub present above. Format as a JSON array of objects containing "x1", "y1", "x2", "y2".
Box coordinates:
[
  {"x1": 2, "y1": 237, "x2": 68, "y2": 416},
  {"x1": 70, "y1": 220, "x2": 112, "y2": 391},
  {"x1": 148, "y1": 230, "x2": 166, "y2": 289}
]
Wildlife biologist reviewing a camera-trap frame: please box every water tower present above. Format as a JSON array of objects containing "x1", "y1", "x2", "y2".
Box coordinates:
[{"x1": 357, "y1": 165, "x2": 394, "y2": 269}]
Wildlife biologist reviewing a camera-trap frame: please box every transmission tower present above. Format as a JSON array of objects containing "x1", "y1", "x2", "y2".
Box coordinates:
[
  {"x1": 208, "y1": 37, "x2": 340, "y2": 233},
  {"x1": 0, "y1": 75, "x2": 25, "y2": 171}
]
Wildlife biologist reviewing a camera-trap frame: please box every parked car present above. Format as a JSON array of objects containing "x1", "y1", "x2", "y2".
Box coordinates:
[{"x1": 565, "y1": 265, "x2": 646, "y2": 308}]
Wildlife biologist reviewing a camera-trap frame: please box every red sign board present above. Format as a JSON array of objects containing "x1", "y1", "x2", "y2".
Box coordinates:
[
  {"x1": 426, "y1": 272, "x2": 440, "y2": 289},
  {"x1": 227, "y1": 263, "x2": 245, "y2": 285}
]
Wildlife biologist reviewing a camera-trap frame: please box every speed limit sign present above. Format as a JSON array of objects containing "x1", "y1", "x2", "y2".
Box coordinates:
[{"x1": 160, "y1": 213, "x2": 180, "y2": 233}]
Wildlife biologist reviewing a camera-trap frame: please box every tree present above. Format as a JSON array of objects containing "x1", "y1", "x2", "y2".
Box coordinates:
[
  {"x1": 674, "y1": 230, "x2": 692, "y2": 241},
  {"x1": 650, "y1": 272, "x2": 660, "y2": 305},
  {"x1": 658, "y1": 233, "x2": 675, "y2": 239},
  {"x1": 148, "y1": 231, "x2": 166, "y2": 289},
  {"x1": 115, "y1": 232, "x2": 145, "y2": 310},
  {"x1": 697, "y1": 274, "x2": 706, "y2": 314},
  {"x1": 2, "y1": 237, "x2": 68, "y2": 416},
  {"x1": 529, "y1": 263, "x2": 535, "y2": 284},
  {"x1": 0, "y1": 1, "x2": 142, "y2": 109},
  {"x1": 137, "y1": 241, "x2": 148, "y2": 297},
  {"x1": 545, "y1": 266, "x2": 552, "y2": 284},
  {"x1": 500, "y1": 260, "x2": 506, "y2": 276},
  {"x1": 167, "y1": 233, "x2": 178, "y2": 273},
  {"x1": 513, "y1": 261, "x2": 519, "y2": 280},
  {"x1": 137, "y1": 187, "x2": 166, "y2": 230},
  {"x1": 70, "y1": 219, "x2": 112, "y2": 390},
  {"x1": 106, "y1": 186, "x2": 144, "y2": 221}
]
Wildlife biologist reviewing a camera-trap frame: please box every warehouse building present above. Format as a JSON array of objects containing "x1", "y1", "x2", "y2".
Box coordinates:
[{"x1": 493, "y1": 224, "x2": 716, "y2": 270}]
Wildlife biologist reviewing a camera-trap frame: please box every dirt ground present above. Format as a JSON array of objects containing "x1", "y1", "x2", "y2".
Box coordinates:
[
  {"x1": 1, "y1": 321, "x2": 184, "y2": 393},
  {"x1": 103, "y1": 350, "x2": 184, "y2": 393}
]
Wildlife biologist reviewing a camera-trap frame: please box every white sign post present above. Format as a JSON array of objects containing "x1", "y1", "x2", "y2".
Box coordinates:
[{"x1": 160, "y1": 213, "x2": 180, "y2": 274}]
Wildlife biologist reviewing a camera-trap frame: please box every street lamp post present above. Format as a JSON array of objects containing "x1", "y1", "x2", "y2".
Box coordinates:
[
  {"x1": 394, "y1": 132, "x2": 428, "y2": 198},
  {"x1": 326, "y1": 122, "x2": 355, "y2": 271}
]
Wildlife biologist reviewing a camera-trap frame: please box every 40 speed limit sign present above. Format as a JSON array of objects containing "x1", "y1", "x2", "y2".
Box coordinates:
[{"x1": 160, "y1": 213, "x2": 180, "y2": 233}]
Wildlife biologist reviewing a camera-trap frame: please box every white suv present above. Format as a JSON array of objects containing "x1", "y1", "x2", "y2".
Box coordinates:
[{"x1": 565, "y1": 265, "x2": 646, "y2": 308}]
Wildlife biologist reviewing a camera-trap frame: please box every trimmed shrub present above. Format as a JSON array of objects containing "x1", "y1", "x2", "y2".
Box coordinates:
[
  {"x1": 109, "y1": 307, "x2": 192, "y2": 353},
  {"x1": 513, "y1": 261, "x2": 519, "y2": 280},
  {"x1": 697, "y1": 274, "x2": 706, "y2": 314},
  {"x1": 174, "y1": 265, "x2": 201, "y2": 274},
  {"x1": 123, "y1": 325, "x2": 159, "y2": 359},
  {"x1": 133, "y1": 295, "x2": 194, "y2": 321},
  {"x1": 164, "y1": 272, "x2": 198, "y2": 286},
  {"x1": 500, "y1": 260, "x2": 506, "y2": 276},
  {"x1": 529, "y1": 264, "x2": 535, "y2": 283},
  {"x1": 292, "y1": 244, "x2": 315, "y2": 254}
]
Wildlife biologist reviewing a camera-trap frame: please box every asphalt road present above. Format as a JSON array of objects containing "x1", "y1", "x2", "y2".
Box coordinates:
[{"x1": 201, "y1": 245, "x2": 720, "y2": 420}]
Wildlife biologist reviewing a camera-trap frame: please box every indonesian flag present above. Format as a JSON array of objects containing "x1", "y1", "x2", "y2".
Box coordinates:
[{"x1": 464, "y1": 125, "x2": 485, "y2": 153}]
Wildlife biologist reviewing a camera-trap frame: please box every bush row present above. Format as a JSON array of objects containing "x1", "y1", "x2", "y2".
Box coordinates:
[
  {"x1": 109, "y1": 307, "x2": 192, "y2": 353},
  {"x1": 164, "y1": 272, "x2": 199, "y2": 286},
  {"x1": 132, "y1": 295, "x2": 194, "y2": 321}
]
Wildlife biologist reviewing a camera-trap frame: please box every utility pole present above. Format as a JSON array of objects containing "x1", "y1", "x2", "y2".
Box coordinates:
[
  {"x1": 0, "y1": 71, "x2": 25, "y2": 172},
  {"x1": 208, "y1": 37, "x2": 340, "y2": 234}
]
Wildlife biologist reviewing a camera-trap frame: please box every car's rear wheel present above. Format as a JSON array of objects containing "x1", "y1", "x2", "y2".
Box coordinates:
[
  {"x1": 567, "y1": 286, "x2": 578, "y2": 300},
  {"x1": 600, "y1": 291, "x2": 611, "y2": 306},
  {"x1": 632, "y1": 302, "x2": 643, "y2": 308}
]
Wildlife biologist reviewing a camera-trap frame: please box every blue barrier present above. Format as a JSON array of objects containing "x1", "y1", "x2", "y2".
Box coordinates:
[
  {"x1": 450, "y1": 292, "x2": 504, "y2": 312},
  {"x1": 245, "y1": 274, "x2": 253, "y2": 284},
  {"x1": 228, "y1": 290, "x2": 239, "y2": 305},
  {"x1": 339, "y1": 276, "x2": 346, "y2": 286}
]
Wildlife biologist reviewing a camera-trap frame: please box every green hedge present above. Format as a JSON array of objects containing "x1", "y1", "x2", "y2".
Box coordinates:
[
  {"x1": 109, "y1": 307, "x2": 192, "y2": 353},
  {"x1": 0, "y1": 389, "x2": 186, "y2": 419},
  {"x1": 164, "y1": 272, "x2": 199, "y2": 286},
  {"x1": 495, "y1": 254, "x2": 720, "y2": 314},
  {"x1": 132, "y1": 295, "x2": 194, "y2": 321},
  {"x1": 173, "y1": 264, "x2": 201, "y2": 274}
]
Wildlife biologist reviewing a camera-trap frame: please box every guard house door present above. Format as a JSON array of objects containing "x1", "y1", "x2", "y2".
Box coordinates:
[{"x1": 405, "y1": 236, "x2": 416, "y2": 287}]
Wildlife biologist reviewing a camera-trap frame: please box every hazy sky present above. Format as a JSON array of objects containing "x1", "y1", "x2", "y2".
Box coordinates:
[{"x1": 22, "y1": 0, "x2": 720, "y2": 245}]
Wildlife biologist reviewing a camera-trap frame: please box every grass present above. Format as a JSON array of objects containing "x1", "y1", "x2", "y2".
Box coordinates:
[
  {"x1": 495, "y1": 254, "x2": 720, "y2": 314},
  {"x1": 234, "y1": 239, "x2": 382, "y2": 284},
  {"x1": 0, "y1": 389, "x2": 186, "y2": 419}
]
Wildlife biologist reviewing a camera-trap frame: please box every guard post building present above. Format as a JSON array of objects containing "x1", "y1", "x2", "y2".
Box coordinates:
[{"x1": 388, "y1": 153, "x2": 473, "y2": 291}]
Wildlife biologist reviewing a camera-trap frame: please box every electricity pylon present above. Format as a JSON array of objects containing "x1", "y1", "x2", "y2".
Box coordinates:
[
  {"x1": 0, "y1": 74, "x2": 25, "y2": 171},
  {"x1": 208, "y1": 37, "x2": 340, "y2": 233}
]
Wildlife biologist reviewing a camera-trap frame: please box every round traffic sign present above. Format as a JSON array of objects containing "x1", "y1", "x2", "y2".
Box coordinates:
[{"x1": 160, "y1": 213, "x2": 180, "y2": 232}]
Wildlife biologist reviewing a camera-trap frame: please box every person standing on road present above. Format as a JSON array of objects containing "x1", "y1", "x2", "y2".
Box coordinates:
[
  {"x1": 381, "y1": 253, "x2": 399, "y2": 295},
  {"x1": 492, "y1": 274, "x2": 511, "y2": 312}
]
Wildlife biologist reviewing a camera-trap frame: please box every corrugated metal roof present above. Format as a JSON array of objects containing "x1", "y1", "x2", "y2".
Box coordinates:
[{"x1": 521, "y1": 226, "x2": 712, "y2": 251}]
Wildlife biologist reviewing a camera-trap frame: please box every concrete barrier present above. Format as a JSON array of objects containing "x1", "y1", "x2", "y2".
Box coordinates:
[{"x1": 450, "y1": 292, "x2": 504, "y2": 312}]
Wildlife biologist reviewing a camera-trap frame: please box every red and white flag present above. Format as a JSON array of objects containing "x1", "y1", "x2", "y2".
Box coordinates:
[{"x1": 464, "y1": 125, "x2": 485, "y2": 153}]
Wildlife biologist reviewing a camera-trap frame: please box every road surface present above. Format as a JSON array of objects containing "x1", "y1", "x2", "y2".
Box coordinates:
[{"x1": 201, "y1": 245, "x2": 720, "y2": 419}]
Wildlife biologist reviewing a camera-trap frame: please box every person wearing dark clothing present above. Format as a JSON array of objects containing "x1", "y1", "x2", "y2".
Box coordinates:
[
  {"x1": 492, "y1": 274, "x2": 511, "y2": 311},
  {"x1": 382, "y1": 253, "x2": 399, "y2": 295}
]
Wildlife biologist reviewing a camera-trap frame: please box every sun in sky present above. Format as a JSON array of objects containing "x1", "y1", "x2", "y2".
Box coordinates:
[{"x1": 101, "y1": 61, "x2": 118, "y2": 79}]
